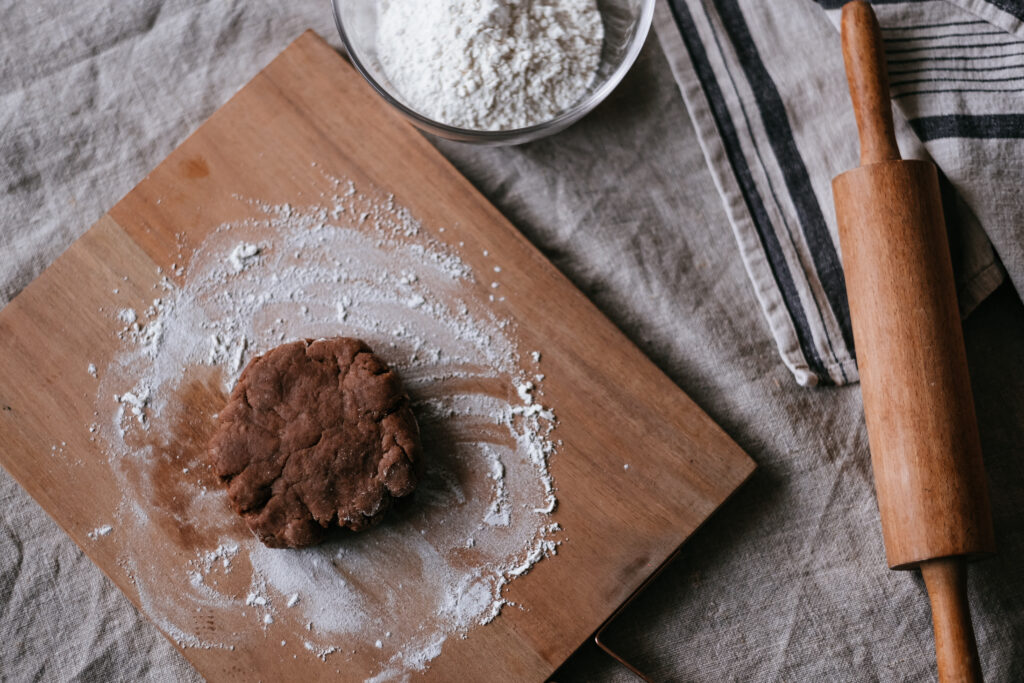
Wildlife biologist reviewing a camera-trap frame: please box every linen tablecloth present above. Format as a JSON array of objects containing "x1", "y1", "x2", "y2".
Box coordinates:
[{"x1": 2, "y1": 1, "x2": 1023, "y2": 681}]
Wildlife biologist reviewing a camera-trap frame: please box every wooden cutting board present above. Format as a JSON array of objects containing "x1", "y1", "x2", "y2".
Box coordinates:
[{"x1": 0, "y1": 31, "x2": 754, "y2": 681}]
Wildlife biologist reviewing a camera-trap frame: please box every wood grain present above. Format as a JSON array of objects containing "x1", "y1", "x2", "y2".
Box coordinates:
[
  {"x1": 833, "y1": 4, "x2": 993, "y2": 682},
  {"x1": 841, "y1": 1, "x2": 900, "y2": 166},
  {"x1": 922, "y1": 559, "x2": 984, "y2": 683},
  {"x1": 834, "y1": 161, "x2": 994, "y2": 568},
  {"x1": 0, "y1": 31, "x2": 755, "y2": 681}
]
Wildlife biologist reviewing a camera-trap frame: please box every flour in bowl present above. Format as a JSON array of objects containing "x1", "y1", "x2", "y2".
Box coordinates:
[{"x1": 377, "y1": 0, "x2": 604, "y2": 130}]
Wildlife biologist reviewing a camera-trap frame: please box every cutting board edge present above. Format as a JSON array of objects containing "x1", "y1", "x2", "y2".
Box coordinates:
[
  {"x1": 561, "y1": 457, "x2": 757, "y2": 675},
  {"x1": 0, "y1": 29, "x2": 765, "y2": 682},
  {"x1": 106, "y1": 29, "x2": 329, "y2": 230}
]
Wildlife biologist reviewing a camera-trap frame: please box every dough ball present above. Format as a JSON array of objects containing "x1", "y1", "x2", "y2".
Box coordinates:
[{"x1": 208, "y1": 337, "x2": 422, "y2": 548}]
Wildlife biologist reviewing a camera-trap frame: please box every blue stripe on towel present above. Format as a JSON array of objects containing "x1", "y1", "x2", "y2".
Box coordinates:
[
  {"x1": 893, "y1": 86, "x2": 1024, "y2": 97},
  {"x1": 910, "y1": 113, "x2": 1024, "y2": 139},
  {"x1": 700, "y1": 4, "x2": 851, "y2": 382},
  {"x1": 882, "y1": 20, "x2": 990, "y2": 31},
  {"x1": 714, "y1": 0, "x2": 857, "y2": 358},
  {"x1": 667, "y1": 0, "x2": 832, "y2": 382},
  {"x1": 888, "y1": 51, "x2": 1024, "y2": 63},
  {"x1": 891, "y1": 75, "x2": 1024, "y2": 85}
]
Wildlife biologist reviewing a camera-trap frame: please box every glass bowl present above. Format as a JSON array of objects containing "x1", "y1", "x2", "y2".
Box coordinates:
[{"x1": 331, "y1": 0, "x2": 655, "y2": 146}]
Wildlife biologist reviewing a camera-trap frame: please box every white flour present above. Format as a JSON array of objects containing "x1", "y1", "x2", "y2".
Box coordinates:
[
  {"x1": 226, "y1": 242, "x2": 260, "y2": 272},
  {"x1": 87, "y1": 524, "x2": 113, "y2": 540},
  {"x1": 95, "y1": 179, "x2": 562, "y2": 680},
  {"x1": 377, "y1": 0, "x2": 604, "y2": 130}
]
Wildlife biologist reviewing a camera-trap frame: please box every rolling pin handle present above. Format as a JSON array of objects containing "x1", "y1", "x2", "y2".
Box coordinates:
[
  {"x1": 921, "y1": 558, "x2": 984, "y2": 683},
  {"x1": 841, "y1": 2, "x2": 901, "y2": 166}
]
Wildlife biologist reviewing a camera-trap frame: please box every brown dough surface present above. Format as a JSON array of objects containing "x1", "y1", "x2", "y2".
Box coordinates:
[{"x1": 207, "y1": 337, "x2": 421, "y2": 548}]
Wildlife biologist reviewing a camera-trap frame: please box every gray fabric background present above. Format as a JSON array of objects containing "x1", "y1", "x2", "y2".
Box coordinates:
[{"x1": 1, "y1": 1, "x2": 1022, "y2": 681}]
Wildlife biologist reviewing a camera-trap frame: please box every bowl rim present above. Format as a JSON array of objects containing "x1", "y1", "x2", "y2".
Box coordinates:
[{"x1": 330, "y1": 0, "x2": 656, "y2": 141}]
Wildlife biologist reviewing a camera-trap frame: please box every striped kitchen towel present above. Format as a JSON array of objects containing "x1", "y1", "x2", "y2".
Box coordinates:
[{"x1": 655, "y1": 0, "x2": 1022, "y2": 386}]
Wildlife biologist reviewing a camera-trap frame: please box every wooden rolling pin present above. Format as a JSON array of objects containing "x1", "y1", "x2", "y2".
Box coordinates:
[{"x1": 831, "y1": 3, "x2": 995, "y2": 681}]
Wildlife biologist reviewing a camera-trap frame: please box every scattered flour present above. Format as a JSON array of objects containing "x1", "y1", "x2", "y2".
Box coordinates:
[
  {"x1": 196, "y1": 543, "x2": 239, "y2": 573},
  {"x1": 87, "y1": 524, "x2": 113, "y2": 540},
  {"x1": 516, "y1": 381, "x2": 535, "y2": 405},
  {"x1": 117, "y1": 389, "x2": 150, "y2": 428},
  {"x1": 95, "y1": 180, "x2": 563, "y2": 680},
  {"x1": 245, "y1": 593, "x2": 267, "y2": 607},
  {"x1": 376, "y1": 0, "x2": 604, "y2": 130},
  {"x1": 304, "y1": 641, "x2": 338, "y2": 662},
  {"x1": 116, "y1": 299, "x2": 168, "y2": 358},
  {"x1": 508, "y1": 538, "x2": 559, "y2": 577},
  {"x1": 227, "y1": 242, "x2": 260, "y2": 272}
]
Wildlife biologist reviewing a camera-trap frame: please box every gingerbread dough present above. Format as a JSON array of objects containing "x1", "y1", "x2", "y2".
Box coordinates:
[{"x1": 208, "y1": 337, "x2": 422, "y2": 548}]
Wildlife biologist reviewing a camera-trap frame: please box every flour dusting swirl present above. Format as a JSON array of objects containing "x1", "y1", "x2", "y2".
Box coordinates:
[{"x1": 94, "y1": 181, "x2": 561, "y2": 680}]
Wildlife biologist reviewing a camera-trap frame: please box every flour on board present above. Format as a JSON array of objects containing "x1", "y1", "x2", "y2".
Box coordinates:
[
  {"x1": 227, "y1": 242, "x2": 260, "y2": 272},
  {"x1": 87, "y1": 524, "x2": 113, "y2": 540},
  {"x1": 95, "y1": 180, "x2": 563, "y2": 680}
]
